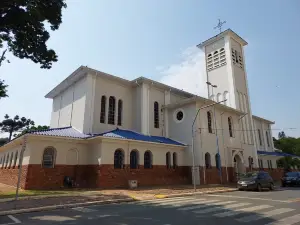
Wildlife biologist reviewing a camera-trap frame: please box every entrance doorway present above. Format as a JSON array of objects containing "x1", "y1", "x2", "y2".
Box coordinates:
[{"x1": 233, "y1": 153, "x2": 245, "y2": 180}]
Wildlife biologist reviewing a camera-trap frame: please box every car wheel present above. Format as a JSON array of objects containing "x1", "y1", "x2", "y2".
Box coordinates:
[
  {"x1": 257, "y1": 183, "x2": 262, "y2": 192},
  {"x1": 269, "y1": 183, "x2": 274, "y2": 191}
]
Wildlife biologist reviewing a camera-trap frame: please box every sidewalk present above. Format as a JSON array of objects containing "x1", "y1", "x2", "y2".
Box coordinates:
[{"x1": 0, "y1": 184, "x2": 237, "y2": 216}]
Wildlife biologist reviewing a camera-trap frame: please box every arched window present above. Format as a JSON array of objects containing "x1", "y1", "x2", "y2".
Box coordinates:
[
  {"x1": 173, "y1": 152, "x2": 177, "y2": 169},
  {"x1": 214, "y1": 51, "x2": 218, "y2": 55},
  {"x1": 5, "y1": 153, "x2": 9, "y2": 168},
  {"x1": 108, "y1": 96, "x2": 116, "y2": 125},
  {"x1": 207, "y1": 111, "x2": 213, "y2": 133},
  {"x1": 228, "y1": 117, "x2": 233, "y2": 137},
  {"x1": 117, "y1": 100, "x2": 123, "y2": 126},
  {"x1": 100, "y1": 95, "x2": 106, "y2": 123},
  {"x1": 130, "y1": 150, "x2": 139, "y2": 169},
  {"x1": 166, "y1": 152, "x2": 171, "y2": 169},
  {"x1": 114, "y1": 149, "x2": 124, "y2": 169},
  {"x1": 13, "y1": 151, "x2": 18, "y2": 168},
  {"x1": 42, "y1": 147, "x2": 56, "y2": 168},
  {"x1": 8, "y1": 152, "x2": 13, "y2": 168},
  {"x1": 216, "y1": 93, "x2": 221, "y2": 103},
  {"x1": 205, "y1": 152, "x2": 211, "y2": 169},
  {"x1": 2, "y1": 154, "x2": 5, "y2": 168},
  {"x1": 144, "y1": 151, "x2": 152, "y2": 169},
  {"x1": 258, "y1": 129, "x2": 262, "y2": 146},
  {"x1": 215, "y1": 153, "x2": 221, "y2": 169},
  {"x1": 154, "y1": 101, "x2": 159, "y2": 128},
  {"x1": 223, "y1": 91, "x2": 229, "y2": 106},
  {"x1": 248, "y1": 157, "x2": 253, "y2": 171},
  {"x1": 266, "y1": 131, "x2": 270, "y2": 147}
]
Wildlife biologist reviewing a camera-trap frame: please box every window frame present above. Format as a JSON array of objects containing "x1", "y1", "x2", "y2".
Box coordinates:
[
  {"x1": 207, "y1": 111, "x2": 213, "y2": 134},
  {"x1": 130, "y1": 150, "x2": 139, "y2": 169},
  {"x1": 117, "y1": 99, "x2": 123, "y2": 126},
  {"x1": 228, "y1": 117, "x2": 234, "y2": 137},
  {"x1": 144, "y1": 151, "x2": 153, "y2": 169},
  {"x1": 172, "y1": 152, "x2": 177, "y2": 169},
  {"x1": 108, "y1": 96, "x2": 116, "y2": 125},
  {"x1": 166, "y1": 152, "x2": 171, "y2": 169},
  {"x1": 154, "y1": 101, "x2": 159, "y2": 128},
  {"x1": 114, "y1": 149, "x2": 124, "y2": 169},
  {"x1": 100, "y1": 95, "x2": 106, "y2": 124},
  {"x1": 42, "y1": 147, "x2": 56, "y2": 168},
  {"x1": 205, "y1": 152, "x2": 211, "y2": 169}
]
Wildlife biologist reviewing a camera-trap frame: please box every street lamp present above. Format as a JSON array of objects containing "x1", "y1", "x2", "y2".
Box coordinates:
[
  {"x1": 191, "y1": 99, "x2": 227, "y2": 191},
  {"x1": 206, "y1": 82, "x2": 222, "y2": 183}
]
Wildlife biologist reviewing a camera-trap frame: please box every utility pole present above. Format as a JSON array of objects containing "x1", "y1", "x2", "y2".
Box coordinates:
[{"x1": 191, "y1": 99, "x2": 226, "y2": 191}]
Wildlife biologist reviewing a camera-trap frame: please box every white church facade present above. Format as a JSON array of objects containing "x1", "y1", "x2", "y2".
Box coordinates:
[{"x1": 0, "y1": 29, "x2": 291, "y2": 189}]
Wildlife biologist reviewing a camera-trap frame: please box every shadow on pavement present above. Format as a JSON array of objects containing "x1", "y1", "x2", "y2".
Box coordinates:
[{"x1": 12, "y1": 198, "x2": 281, "y2": 225}]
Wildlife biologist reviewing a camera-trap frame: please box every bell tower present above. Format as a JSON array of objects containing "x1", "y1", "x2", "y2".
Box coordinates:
[{"x1": 197, "y1": 28, "x2": 258, "y2": 167}]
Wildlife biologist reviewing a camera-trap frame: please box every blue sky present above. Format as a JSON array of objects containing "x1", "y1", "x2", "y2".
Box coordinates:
[{"x1": 0, "y1": 0, "x2": 300, "y2": 138}]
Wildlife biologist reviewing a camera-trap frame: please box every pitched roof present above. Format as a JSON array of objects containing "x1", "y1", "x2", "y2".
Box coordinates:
[
  {"x1": 257, "y1": 150, "x2": 300, "y2": 158},
  {"x1": 28, "y1": 127, "x2": 91, "y2": 139},
  {"x1": 96, "y1": 128, "x2": 186, "y2": 146}
]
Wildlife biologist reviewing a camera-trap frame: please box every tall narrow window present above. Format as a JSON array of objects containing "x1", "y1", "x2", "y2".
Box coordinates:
[
  {"x1": 154, "y1": 101, "x2": 159, "y2": 128},
  {"x1": 266, "y1": 131, "x2": 270, "y2": 147},
  {"x1": 100, "y1": 95, "x2": 106, "y2": 123},
  {"x1": 117, "y1": 100, "x2": 123, "y2": 126},
  {"x1": 114, "y1": 149, "x2": 124, "y2": 169},
  {"x1": 207, "y1": 111, "x2": 213, "y2": 133},
  {"x1": 166, "y1": 152, "x2": 171, "y2": 169},
  {"x1": 108, "y1": 96, "x2": 116, "y2": 125},
  {"x1": 215, "y1": 153, "x2": 221, "y2": 169},
  {"x1": 248, "y1": 157, "x2": 253, "y2": 171},
  {"x1": 228, "y1": 117, "x2": 233, "y2": 137},
  {"x1": 42, "y1": 147, "x2": 56, "y2": 168},
  {"x1": 205, "y1": 152, "x2": 211, "y2": 169},
  {"x1": 2, "y1": 155, "x2": 5, "y2": 168},
  {"x1": 130, "y1": 150, "x2": 139, "y2": 169},
  {"x1": 8, "y1": 153, "x2": 13, "y2": 168},
  {"x1": 13, "y1": 151, "x2": 18, "y2": 168},
  {"x1": 144, "y1": 151, "x2": 152, "y2": 169},
  {"x1": 173, "y1": 152, "x2": 177, "y2": 169},
  {"x1": 5, "y1": 154, "x2": 9, "y2": 168},
  {"x1": 258, "y1": 129, "x2": 262, "y2": 146}
]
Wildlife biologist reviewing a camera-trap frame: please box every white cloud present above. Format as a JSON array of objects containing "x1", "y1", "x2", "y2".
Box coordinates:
[{"x1": 158, "y1": 46, "x2": 208, "y2": 97}]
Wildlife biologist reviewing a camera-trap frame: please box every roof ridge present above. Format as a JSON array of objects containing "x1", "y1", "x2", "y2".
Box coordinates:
[{"x1": 29, "y1": 126, "x2": 72, "y2": 133}]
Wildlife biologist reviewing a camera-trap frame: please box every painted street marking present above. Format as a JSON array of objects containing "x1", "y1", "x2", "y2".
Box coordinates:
[
  {"x1": 72, "y1": 207, "x2": 97, "y2": 213},
  {"x1": 193, "y1": 202, "x2": 251, "y2": 214},
  {"x1": 207, "y1": 194, "x2": 290, "y2": 203},
  {"x1": 265, "y1": 214, "x2": 300, "y2": 225},
  {"x1": 7, "y1": 216, "x2": 21, "y2": 224},
  {"x1": 177, "y1": 199, "x2": 221, "y2": 211},
  {"x1": 157, "y1": 199, "x2": 205, "y2": 206},
  {"x1": 237, "y1": 208, "x2": 295, "y2": 223},
  {"x1": 213, "y1": 205, "x2": 273, "y2": 217},
  {"x1": 140, "y1": 197, "x2": 197, "y2": 205}
]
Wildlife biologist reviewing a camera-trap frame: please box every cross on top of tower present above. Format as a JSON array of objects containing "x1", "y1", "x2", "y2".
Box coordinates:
[{"x1": 214, "y1": 19, "x2": 226, "y2": 33}]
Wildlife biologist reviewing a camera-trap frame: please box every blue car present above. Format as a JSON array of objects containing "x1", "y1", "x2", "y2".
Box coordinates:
[{"x1": 281, "y1": 172, "x2": 300, "y2": 187}]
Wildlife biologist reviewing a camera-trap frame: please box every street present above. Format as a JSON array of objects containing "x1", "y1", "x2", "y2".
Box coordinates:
[{"x1": 1, "y1": 187, "x2": 300, "y2": 225}]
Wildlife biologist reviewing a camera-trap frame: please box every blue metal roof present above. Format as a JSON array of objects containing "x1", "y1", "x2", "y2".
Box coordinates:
[
  {"x1": 29, "y1": 127, "x2": 91, "y2": 139},
  {"x1": 96, "y1": 128, "x2": 186, "y2": 146},
  {"x1": 257, "y1": 150, "x2": 300, "y2": 158},
  {"x1": 26, "y1": 127, "x2": 185, "y2": 146}
]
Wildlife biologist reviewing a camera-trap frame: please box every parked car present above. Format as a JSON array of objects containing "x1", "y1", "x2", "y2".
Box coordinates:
[
  {"x1": 237, "y1": 171, "x2": 274, "y2": 191},
  {"x1": 281, "y1": 172, "x2": 300, "y2": 187}
]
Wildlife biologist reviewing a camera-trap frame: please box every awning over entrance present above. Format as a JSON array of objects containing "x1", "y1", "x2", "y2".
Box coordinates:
[{"x1": 257, "y1": 150, "x2": 300, "y2": 158}]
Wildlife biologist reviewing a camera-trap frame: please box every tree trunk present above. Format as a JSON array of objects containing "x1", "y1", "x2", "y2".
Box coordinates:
[{"x1": 8, "y1": 130, "x2": 13, "y2": 141}]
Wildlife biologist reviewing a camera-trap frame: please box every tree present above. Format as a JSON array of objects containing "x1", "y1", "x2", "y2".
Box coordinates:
[
  {"x1": 0, "y1": 114, "x2": 34, "y2": 141},
  {"x1": 16, "y1": 125, "x2": 50, "y2": 137},
  {"x1": 278, "y1": 131, "x2": 286, "y2": 139},
  {"x1": 0, "y1": 137, "x2": 8, "y2": 146},
  {"x1": 0, "y1": 0, "x2": 67, "y2": 68},
  {"x1": 0, "y1": 79, "x2": 8, "y2": 99}
]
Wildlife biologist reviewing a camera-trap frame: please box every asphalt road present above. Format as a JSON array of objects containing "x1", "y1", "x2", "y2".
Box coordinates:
[{"x1": 1, "y1": 187, "x2": 300, "y2": 225}]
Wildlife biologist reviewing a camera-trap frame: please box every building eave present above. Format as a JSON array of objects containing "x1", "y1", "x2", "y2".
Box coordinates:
[
  {"x1": 252, "y1": 115, "x2": 275, "y2": 124},
  {"x1": 197, "y1": 29, "x2": 248, "y2": 50}
]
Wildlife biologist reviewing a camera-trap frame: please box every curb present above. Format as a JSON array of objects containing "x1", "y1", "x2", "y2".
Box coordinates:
[
  {"x1": 0, "y1": 198, "x2": 135, "y2": 216},
  {"x1": 153, "y1": 188, "x2": 238, "y2": 199}
]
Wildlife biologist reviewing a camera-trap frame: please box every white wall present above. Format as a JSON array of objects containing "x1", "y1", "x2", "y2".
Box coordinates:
[{"x1": 50, "y1": 76, "x2": 88, "y2": 132}]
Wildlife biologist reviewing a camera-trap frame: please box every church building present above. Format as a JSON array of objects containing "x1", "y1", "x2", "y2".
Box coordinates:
[{"x1": 0, "y1": 29, "x2": 294, "y2": 189}]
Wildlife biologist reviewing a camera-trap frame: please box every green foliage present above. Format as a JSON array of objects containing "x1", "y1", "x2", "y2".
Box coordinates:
[
  {"x1": 0, "y1": 137, "x2": 9, "y2": 146},
  {"x1": 0, "y1": 0, "x2": 67, "y2": 68},
  {"x1": 0, "y1": 114, "x2": 34, "y2": 141},
  {"x1": 274, "y1": 133, "x2": 300, "y2": 170},
  {"x1": 0, "y1": 79, "x2": 8, "y2": 99},
  {"x1": 16, "y1": 125, "x2": 50, "y2": 137}
]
